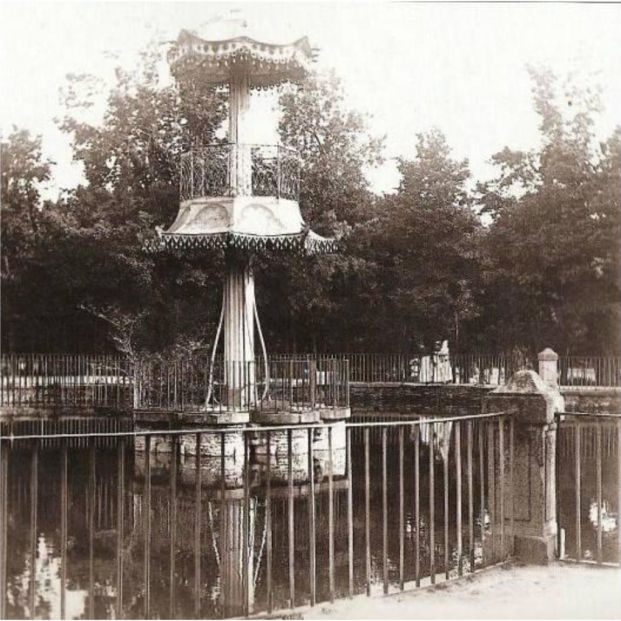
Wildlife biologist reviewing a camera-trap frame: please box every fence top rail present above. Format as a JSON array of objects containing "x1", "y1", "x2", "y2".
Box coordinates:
[
  {"x1": 557, "y1": 411, "x2": 621, "y2": 419},
  {"x1": 0, "y1": 410, "x2": 510, "y2": 442}
]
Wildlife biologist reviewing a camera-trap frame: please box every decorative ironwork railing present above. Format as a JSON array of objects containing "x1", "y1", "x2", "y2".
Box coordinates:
[{"x1": 179, "y1": 143, "x2": 301, "y2": 202}]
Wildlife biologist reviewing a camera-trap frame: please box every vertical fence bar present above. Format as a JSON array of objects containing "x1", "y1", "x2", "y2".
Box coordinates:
[
  {"x1": 498, "y1": 418, "x2": 505, "y2": 559},
  {"x1": 328, "y1": 425, "x2": 335, "y2": 602},
  {"x1": 467, "y1": 421, "x2": 474, "y2": 571},
  {"x1": 414, "y1": 425, "x2": 420, "y2": 587},
  {"x1": 116, "y1": 439, "x2": 125, "y2": 619},
  {"x1": 0, "y1": 440, "x2": 7, "y2": 620},
  {"x1": 443, "y1": 447, "x2": 449, "y2": 581},
  {"x1": 596, "y1": 425, "x2": 602, "y2": 564},
  {"x1": 287, "y1": 429, "x2": 295, "y2": 608},
  {"x1": 144, "y1": 435, "x2": 151, "y2": 618},
  {"x1": 89, "y1": 442, "x2": 95, "y2": 619},
  {"x1": 169, "y1": 438, "x2": 177, "y2": 618},
  {"x1": 29, "y1": 442, "x2": 38, "y2": 618},
  {"x1": 456, "y1": 421, "x2": 463, "y2": 575},
  {"x1": 266, "y1": 432, "x2": 274, "y2": 613},
  {"x1": 194, "y1": 433, "x2": 202, "y2": 618},
  {"x1": 488, "y1": 423, "x2": 495, "y2": 562},
  {"x1": 381, "y1": 427, "x2": 388, "y2": 594},
  {"x1": 618, "y1": 421, "x2": 621, "y2": 566},
  {"x1": 398, "y1": 426, "x2": 405, "y2": 591},
  {"x1": 242, "y1": 433, "x2": 250, "y2": 616},
  {"x1": 510, "y1": 417, "x2": 515, "y2": 556},
  {"x1": 307, "y1": 428, "x2": 316, "y2": 607},
  {"x1": 60, "y1": 445, "x2": 68, "y2": 619},
  {"x1": 364, "y1": 427, "x2": 371, "y2": 596},
  {"x1": 219, "y1": 434, "x2": 226, "y2": 619},
  {"x1": 429, "y1": 422, "x2": 436, "y2": 584},
  {"x1": 347, "y1": 426, "x2": 354, "y2": 597},
  {"x1": 479, "y1": 422, "x2": 485, "y2": 567}
]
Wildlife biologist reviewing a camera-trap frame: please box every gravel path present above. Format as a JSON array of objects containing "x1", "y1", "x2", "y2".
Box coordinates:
[{"x1": 294, "y1": 563, "x2": 621, "y2": 619}]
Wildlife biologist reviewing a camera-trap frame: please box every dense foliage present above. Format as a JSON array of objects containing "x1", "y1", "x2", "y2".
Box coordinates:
[{"x1": 1, "y1": 49, "x2": 619, "y2": 356}]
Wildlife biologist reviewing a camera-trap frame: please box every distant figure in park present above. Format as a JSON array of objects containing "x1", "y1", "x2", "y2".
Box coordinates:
[{"x1": 418, "y1": 339, "x2": 453, "y2": 383}]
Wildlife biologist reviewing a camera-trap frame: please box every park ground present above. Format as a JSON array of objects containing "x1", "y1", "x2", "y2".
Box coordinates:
[{"x1": 282, "y1": 562, "x2": 621, "y2": 619}]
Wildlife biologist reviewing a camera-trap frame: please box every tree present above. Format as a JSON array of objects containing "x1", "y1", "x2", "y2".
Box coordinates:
[
  {"x1": 478, "y1": 67, "x2": 621, "y2": 354},
  {"x1": 363, "y1": 129, "x2": 482, "y2": 352},
  {"x1": 48, "y1": 43, "x2": 228, "y2": 354},
  {"x1": 254, "y1": 72, "x2": 384, "y2": 352},
  {"x1": 0, "y1": 128, "x2": 56, "y2": 350}
]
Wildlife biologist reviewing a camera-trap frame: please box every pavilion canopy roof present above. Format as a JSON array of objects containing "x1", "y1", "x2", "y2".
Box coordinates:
[{"x1": 168, "y1": 29, "x2": 313, "y2": 88}]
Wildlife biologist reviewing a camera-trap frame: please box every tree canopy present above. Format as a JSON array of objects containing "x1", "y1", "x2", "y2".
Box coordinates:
[{"x1": 2, "y1": 49, "x2": 619, "y2": 357}]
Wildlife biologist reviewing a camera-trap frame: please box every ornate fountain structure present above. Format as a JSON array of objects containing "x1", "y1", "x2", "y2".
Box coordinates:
[{"x1": 153, "y1": 18, "x2": 349, "y2": 425}]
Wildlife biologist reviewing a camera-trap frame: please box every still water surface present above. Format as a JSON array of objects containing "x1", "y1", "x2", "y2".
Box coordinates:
[{"x1": 1, "y1": 414, "x2": 618, "y2": 619}]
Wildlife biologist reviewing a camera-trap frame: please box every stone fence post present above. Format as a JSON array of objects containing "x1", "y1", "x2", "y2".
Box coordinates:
[
  {"x1": 538, "y1": 347, "x2": 559, "y2": 390},
  {"x1": 483, "y1": 361, "x2": 564, "y2": 563}
]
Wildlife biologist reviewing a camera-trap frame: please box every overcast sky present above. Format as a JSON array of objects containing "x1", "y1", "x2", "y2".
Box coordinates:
[{"x1": 1, "y1": 1, "x2": 620, "y2": 199}]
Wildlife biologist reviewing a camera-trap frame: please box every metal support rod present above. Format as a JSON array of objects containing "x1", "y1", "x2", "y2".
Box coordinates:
[{"x1": 29, "y1": 443, "x2": 38, "y2": 618}]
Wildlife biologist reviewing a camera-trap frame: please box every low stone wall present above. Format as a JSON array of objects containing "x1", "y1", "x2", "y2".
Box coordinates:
[
  {"x1": 350, "y1": 382, "x2": 492, "y2": 415},
  {"x1": 560, "y1": 386, "x2": 621, "y2": 413},
  {"x1": 351, "y1": 382, "x2": 621, "y2": 416}
]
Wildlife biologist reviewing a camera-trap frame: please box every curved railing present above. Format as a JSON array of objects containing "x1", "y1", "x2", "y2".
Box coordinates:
[{"x1": 180, "y1": 143, "x2": 301, "y2": 202}]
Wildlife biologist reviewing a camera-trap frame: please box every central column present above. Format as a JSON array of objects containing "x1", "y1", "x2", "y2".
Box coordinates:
[
  {"x1": 224, "y1": 68, "x2": 255, "y2": 410},
  {"x1": 223, "y1": 251, "x2": 255, "y2": 408}
]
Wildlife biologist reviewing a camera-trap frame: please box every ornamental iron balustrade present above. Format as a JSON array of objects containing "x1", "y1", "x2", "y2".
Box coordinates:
[{"x1": 179, "y1": 143, "x2": 301, "y2": 202}]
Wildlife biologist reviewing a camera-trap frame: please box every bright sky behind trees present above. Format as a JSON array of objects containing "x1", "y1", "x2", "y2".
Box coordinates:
[{"x1": 1, "y1": 1, "x2": 620, "y2": 199}]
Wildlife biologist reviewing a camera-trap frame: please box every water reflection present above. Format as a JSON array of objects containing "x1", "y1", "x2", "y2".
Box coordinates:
[{"x1": 1, "y1": 418, "x2": 536, "y2": 619}]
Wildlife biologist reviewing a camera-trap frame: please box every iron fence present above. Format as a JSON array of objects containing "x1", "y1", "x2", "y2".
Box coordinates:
[
  {"x1": 0, "y1": 354, "x2": 133, "y2": 409},
  {"x1": 179, "y1": 144, "x2": 300, "y2": 202},
  {"x1": 559, "y1": 356, "x2": 621, "y2": 387},
  {"x1": 3, "y1": 353, "x2": 620, "y2": 412},
  {"x1": 134, "y1": 355, "x2": 350, "y2": 413},
  {"x1": 0, "y1": 411, "x2": 513, "y2": 619},
  {"x1": 556, "y1": 412, "x2": 621, "y2": 567}
]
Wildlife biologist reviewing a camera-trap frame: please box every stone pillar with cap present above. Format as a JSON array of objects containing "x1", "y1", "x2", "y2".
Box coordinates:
[
  {"x1": 538, "y1": 347, "x2": 559, "y2": 390},
  {"x1": 483, "y1": 367, "x2": 564, "y2": 563}
]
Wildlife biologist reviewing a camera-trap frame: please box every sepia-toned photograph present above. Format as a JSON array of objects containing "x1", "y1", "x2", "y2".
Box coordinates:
[{"x1": 0, "y1": 1, "x2": 620, "y2": 619}]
